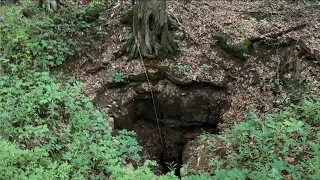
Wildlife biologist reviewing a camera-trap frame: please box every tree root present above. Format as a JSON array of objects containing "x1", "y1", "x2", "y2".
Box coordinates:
[
  {"x1": 158, "y1": 32, "x2": 179, "y2": 60},
  {"x1": 124, "y1": 26, "x2": 178, "y2": 60}
]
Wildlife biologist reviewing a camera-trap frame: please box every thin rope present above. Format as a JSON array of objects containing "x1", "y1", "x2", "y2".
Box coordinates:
[{"x1": 132, "y1": 15, "x2": 164, "y2": 148}]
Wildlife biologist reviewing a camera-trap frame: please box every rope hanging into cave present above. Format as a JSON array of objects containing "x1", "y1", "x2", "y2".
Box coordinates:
[{"x1": 132, "y1": 16, "x2": 164, "y2": 149}]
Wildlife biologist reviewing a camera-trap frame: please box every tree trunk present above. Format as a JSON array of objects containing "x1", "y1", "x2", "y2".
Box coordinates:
[{"x1": 124, "y1": 0, "x2": 178, "y2": 60}]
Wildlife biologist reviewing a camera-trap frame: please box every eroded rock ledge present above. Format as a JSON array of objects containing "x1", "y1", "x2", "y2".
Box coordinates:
[{"x1": 92, "y1": 77, "x2": 229, "y2": 175}]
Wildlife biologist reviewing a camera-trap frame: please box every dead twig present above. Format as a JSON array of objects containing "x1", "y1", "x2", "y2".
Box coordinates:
[
  {"x1": 249, "y1": 23, "x2": 307, "y2": 42},
  {"x1": 86, "y1": 65, "x2": 107, "y2": 74}
]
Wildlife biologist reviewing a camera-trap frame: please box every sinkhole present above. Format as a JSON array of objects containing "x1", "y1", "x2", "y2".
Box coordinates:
[{"x1": 111, "y1": 88, "x2": 229, "y2": 176}]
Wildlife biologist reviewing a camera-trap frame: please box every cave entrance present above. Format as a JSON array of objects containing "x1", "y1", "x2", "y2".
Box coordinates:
[
  {"x1": 113, "y1": 91, "x2": 227, "y2": 175},
  {"x1": 132, "y1": 118, "x2": 216, "y2": 177}
]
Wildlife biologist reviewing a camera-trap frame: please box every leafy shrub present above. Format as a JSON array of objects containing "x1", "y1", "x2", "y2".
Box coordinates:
[
  {"x1": 0, "y1": 138, "x2": 72, "y2": 179},
  {"x1": 0, "y1": 66, "x2": 145, "y2": 178},
  {"x1": 199, "y1": 96, "x2": 320, "y2": 179},
  {"x1": 174, "y1": 65, "x2": 189, "y2": 76},
  {"x1": 0, "y1": 5, "x2": 87, "y2": 70},
  {"x1": 0, "y1": 3, "x2": 147, "y2": 179}
]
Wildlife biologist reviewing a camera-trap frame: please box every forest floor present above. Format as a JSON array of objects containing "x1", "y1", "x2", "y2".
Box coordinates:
[{"x1": 59, "y1": 0, "x2": 320, "y2": 129}]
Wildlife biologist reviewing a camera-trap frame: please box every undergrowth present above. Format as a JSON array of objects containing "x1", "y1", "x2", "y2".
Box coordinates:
[
  {"x1": 0, "y1": 2, "x2": 174, "y2": 179},
  {"x1": 197, "y1": 96, "x2": 320, "y2": 179}
]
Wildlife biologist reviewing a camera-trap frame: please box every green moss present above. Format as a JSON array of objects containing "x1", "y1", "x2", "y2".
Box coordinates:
[{"x1": 212, "y1": 35, "x2": 252, "y2": 61}]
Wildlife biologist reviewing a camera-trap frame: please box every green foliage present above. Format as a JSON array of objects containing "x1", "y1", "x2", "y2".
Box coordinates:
[
  {"x1": 165, "y1": 161, "x2": 178, "y2": 172},
  {"x1": 174, "y1": 39, "x2": 185, "y2": 52},
  {"x1": 175, "y1": 65, "x2": 189, "y2": 76},
  {"x1": 200, "y1": 96, "x2": 320, "y2": 179},
  {"x1": 265, "y1": 0, "x2": 273, "y2": 6},
  {"x1": 0, "y1": 3, "x2": 146, "y2": 179},
  {"x1": 160, "y1": 84, "x2": 171, "y2": 96},
  {"x1": 105, "y1": 57, "x2": 112, "y2": 63},
  {"x1": 181, "y1": 173, "x2": 212, "y2": 180},
  {"x1": 108, "y1": 70, "x2": 127, "y2": 83},
  {"x1": 0, "y1": 138, "x2": 72, "y2": 179},
  {"x1": 0, "y1": 67, "x2": 144, "y2": 178},
  {"x1": 0, "y1": 5, "x2": 90, "y2": 70}
]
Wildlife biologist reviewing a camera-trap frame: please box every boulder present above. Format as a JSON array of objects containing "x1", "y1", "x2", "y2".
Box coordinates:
[{"x1": 181, "y1": 137, "x2": 211, "y2": 176}]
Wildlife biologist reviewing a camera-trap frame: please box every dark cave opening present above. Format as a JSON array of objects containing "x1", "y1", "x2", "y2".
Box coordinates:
[
  {"x1": 112, "y1": 91, "x2": 227, "y2": 176},
  {"x1": 132, "y1": 118, "x2": 186, "y2": 176},
  {"x1": 159, "y1": 151, "x2": 183, "y2": 177}
]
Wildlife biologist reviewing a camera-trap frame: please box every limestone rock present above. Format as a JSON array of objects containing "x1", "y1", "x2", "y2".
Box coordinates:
[
  {"x1": 107, "y1": 117, "x2": 114, "y2": 132},
  {"x1": 181, "y1": 137, "x2": 211, "y2": 176},
  {"x1": 164, "y1": 71, "x2": 193, "y2": 85},
  {"x1": 128, "y1": 69, "x2": 165, "y2": 82},
  {"x1": 134, "y1": 87, "x2": 228, "y2": 129},
  {"x1": 112, "y1": 101, "x2": 136, "y2": 131},
  {"x1": 147, "y1": 68, "x2": 165, "y2": 81},
  {"x1": 125, "y1": 163, "x2": 135, "y2": 171}
]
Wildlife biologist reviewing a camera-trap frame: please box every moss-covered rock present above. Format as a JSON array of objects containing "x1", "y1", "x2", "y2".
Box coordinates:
[{"x1": 212, "y1": 34, "x2": 252, "y2": 61}]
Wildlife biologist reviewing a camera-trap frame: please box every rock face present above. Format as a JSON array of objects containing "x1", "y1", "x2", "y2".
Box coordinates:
[
  {"x1": 131, "y1": 83, "x2": 228, "y2": 145},
  {"x1": 92, "y1": 77, "x2": 229, "y2": 175},
  {"x1": 120, "y1": 67, "x2": 227, "y2": 89},
  {"x1": 135, "y1": 92, "x2": 226, "y2": 128},
  {"x1": 164, "y1": 71, "x2": 193, "y2": 85},
  {"x1": 128, "y1": 68, "x2": 165, "y2": 82}
]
